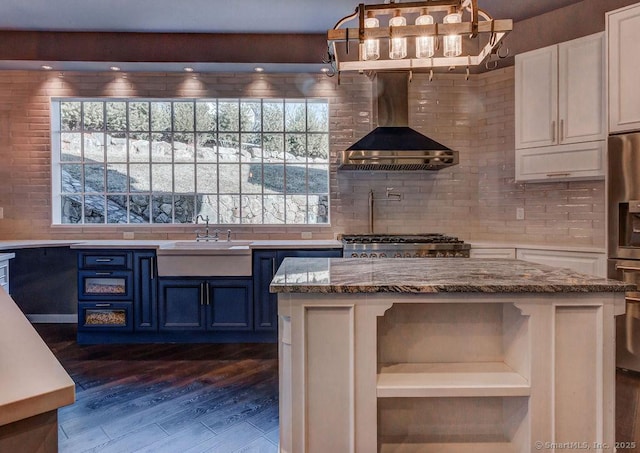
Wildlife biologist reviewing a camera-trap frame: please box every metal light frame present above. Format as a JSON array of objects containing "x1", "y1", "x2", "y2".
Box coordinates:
[{"x1": 326, "y1": 0, "x2": 512, "y2": 73}]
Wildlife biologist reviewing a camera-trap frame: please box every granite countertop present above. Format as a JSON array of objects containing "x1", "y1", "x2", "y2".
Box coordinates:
[
  {"x1": 270, "y1": 258, "x2": 633, "y2": 294},
  {"x1": 0, "y1": 287, "x2": 75, "y2": 426}
]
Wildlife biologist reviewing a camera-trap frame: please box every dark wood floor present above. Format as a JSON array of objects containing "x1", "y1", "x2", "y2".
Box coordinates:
[
  {"x1": 34, "y1": 324, "x2": 279, "y2": 453},
  {"x1": 36, "y1": 324, "x2": 640, "y2": 452}
]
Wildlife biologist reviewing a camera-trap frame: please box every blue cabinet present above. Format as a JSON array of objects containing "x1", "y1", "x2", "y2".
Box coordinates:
[
  {"x1": 252, "y1": 248, "x2": 343, "y2": 332},
  {"x1": 158, "y1": 278, "x2": 253, "y2": 332},
  {"x1": 77, "y1": 246, "x2": 341, "y2": 343},
  {"x1": 134, "y1": 252, "x2": 157, "y2": 331}
]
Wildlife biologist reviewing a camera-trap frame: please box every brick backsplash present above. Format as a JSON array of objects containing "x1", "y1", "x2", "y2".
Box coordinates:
[{"x1": 0, "y1": 68, "x2": 604, "y2": 247}]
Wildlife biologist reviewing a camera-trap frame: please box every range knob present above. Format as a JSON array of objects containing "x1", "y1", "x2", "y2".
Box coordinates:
[
  {"x1": 360, "y1": 253, "x2": 368, "y2": 258},
  {"x1": 379, "y1": 253, "x2": 387, "y2": 258},
  {"x1": 370, "y1": 253, "x2": 377, "y2": 258},
  {"x1": 351, "y1": 253, "x2": 359, "y2": 258},
  {"x1": 394, "y1": 253, "x2": 402, "y2": 258}
]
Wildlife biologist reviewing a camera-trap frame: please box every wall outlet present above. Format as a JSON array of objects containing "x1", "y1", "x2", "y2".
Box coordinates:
[
  {"x1": 301, "y1": 231, "x2": 313, "y2": 239},
  {"x1": 0, "y1": 207, "x2": 3, "y2": 219},
  {"x1": 123, "y1": 231, "x2": 134, "y2": 239},
  {"x1": 516, "y1": 207, "x2": 525, "y2": 220}
]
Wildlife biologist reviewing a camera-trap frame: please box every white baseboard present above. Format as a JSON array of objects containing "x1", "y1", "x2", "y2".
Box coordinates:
[{"x1": 26, "y1": 314, "x2": 77, "y2": 324}]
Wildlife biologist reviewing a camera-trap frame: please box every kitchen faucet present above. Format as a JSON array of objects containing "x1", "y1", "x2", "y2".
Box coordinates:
[{"x1": 194, "y1": 214, "x2": 218, "y2": 242}]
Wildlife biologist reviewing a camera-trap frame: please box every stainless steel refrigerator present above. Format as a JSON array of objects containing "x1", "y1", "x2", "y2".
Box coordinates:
[{"x1": 608, "y1": 132, "x2": 640, "y2": 372}]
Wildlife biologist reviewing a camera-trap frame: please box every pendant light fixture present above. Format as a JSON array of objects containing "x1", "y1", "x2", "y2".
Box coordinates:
[
  {"x1": 327, "y1": 0, "x2": 512, "y2": 74},
  {"x1": 363, "y1": 12, "x2": 380, "y2": 61},
  {"x1": 388, "y1": 10, "x2": 407, "y2": 60},
  {"x1": 415, "y1": 10, "x2": 435, "y2": 59},
  {"x1": 443, "y1": 11, "x2": 463, "y2": 57}
]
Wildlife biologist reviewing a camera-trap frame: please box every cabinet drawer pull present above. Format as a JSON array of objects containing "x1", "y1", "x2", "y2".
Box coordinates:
[
  {"x1": 95, "y1": 258, "x2": 113, "y2": 263},
  {"x1": 546, "y1": 172, "x2": 571, "y2": 177},
  {"x1": 94, "y1": 272, "x2": 113, "y2": 276},
  {"x1": 206, "y1": 284, "x2": 211, "y2": 305},
  {"x1": 560, "y1": 119, "x2": 564, "y2": 142},
  {"x1": 616, "y1": 264, "x2": 640, "y2": 272},
  {"x1": 95, "y1": 303, "x2": 112, "y2": 307},
  {"x1": 551, "y1": 120, "x2": 556, "y2": 142},
  {"x1": 200, "y1": 282, "x2": 205, "y2": 306},
  {"x1": 272, "y1": 257, "x2": 276, "y2": 278},
  {"x1": 150, "y1": 257, "x2": 155, "y2": 280}
]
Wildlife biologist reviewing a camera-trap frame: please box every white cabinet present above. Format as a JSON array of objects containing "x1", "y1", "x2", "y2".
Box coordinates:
[
  {"x1": 515, "y1": 32, "x2": 606, "y2": 182},
  {"x1": 515, "y1": 140, "x2": 606, "y2": 182},
  {"x1": 0, "y1": 253, "x2": 15, "y2": 294},
  {"x1": 470, "y1": 248, "x2": 516, "y2": 259},
  {"x1": 608, "y1": 3, "x2": 640, "y2": 133},
  {"x1": 516, "y1": 248, "x2": 606, "y2": 277}
]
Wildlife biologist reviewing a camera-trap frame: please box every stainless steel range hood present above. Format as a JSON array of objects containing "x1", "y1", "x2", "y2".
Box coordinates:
[{"x1": 339, "y1": 72, "x2": 459, "y2": 171}]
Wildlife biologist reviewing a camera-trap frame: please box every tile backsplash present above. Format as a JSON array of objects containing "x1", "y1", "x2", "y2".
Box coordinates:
[{"x1": 0, "y1": 68, "x2": 604, "y2": 247}]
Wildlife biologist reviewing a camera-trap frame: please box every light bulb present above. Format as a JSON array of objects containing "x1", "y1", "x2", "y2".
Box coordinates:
[
  {"x1": 415, "y1": 13, "x2": 435, "y2": 59},
  {"x1": 363, "y1": 16, "x2": 380, "y2": 61},
  {"x1": 389, "y1": 13, "x2": 407, "y2": 60},
  {"x1": 443, "y1": 12, "x2": 462, "y2": 57}
]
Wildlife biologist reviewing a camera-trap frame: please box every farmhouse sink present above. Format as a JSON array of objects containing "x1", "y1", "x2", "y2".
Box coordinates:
[
  {"x1": 156, "y1": 240, "x2": 253, "y2": 277},
  {"x1": 162, "y1": 240, "x2": 253, "y2": 251}
]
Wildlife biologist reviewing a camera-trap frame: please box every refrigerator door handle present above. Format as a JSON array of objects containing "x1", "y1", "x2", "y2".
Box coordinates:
[{"x1": 627, "y1": 300, "x2": 640, "y2": 354}]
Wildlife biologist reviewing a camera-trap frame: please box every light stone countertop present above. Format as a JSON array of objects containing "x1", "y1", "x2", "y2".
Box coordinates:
[
  {"x1": 0, "y1": 287, "x2": 75, "y2": 426},
  {"x1": 0, "y1": 239, "x2": 343, "y2": 251},
  {"x1": 0, "y1": 253, "x2": 15, "y2": 261},
  {"x1": 270, "y1": 257, "x2": 632, "y2": 294}
]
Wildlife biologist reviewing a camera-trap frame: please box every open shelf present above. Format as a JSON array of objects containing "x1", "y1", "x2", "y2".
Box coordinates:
[
  {"x1": 376, "y1": 303, "x2": 530, "y2": 452},
  {"x1": 379, "y1": 441, "x2": 519, "y2": 453},
  {"x1": 377, "y1": 362, "x2": 530, "y2": 398}
]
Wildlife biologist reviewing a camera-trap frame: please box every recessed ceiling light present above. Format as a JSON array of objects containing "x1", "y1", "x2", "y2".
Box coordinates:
[
  {"x1": 110, "y1": 66, "x2": 121, "y2": 72},
  {"x1": 41, "y1": 65, "x2": 53, "y2": 71},
  {"x1": 254, "y1": 67, "x2": 265, "y2": 73},
  {"x1": 183, "y1": 67, "x2": 194, "y2": 72}
]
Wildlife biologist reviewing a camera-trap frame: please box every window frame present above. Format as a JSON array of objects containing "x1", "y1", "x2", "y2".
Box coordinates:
[{"x1": 50, "y1": 97, "x2": 331, "y2": 226}]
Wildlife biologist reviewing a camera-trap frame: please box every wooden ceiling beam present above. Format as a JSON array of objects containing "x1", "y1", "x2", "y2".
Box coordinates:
[{"x1": 0, "y1": 31, "x2": 327, "y2": 64}]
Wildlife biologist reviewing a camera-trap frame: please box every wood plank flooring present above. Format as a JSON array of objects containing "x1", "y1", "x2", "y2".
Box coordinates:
[
  {"x1": 34, "y1": 324, "x2": 279, "y2": 453},
  {"x1": 35, "y1": 324, "x2": 640, "y2": 452}
]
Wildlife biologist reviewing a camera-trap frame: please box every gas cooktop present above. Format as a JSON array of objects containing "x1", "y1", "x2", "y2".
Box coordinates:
[{"x1": 339, "y1": 233, "x2": 464, "y2": 244}]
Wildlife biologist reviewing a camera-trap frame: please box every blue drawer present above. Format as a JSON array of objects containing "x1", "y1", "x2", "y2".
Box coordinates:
[
  {"x1": 78, "y1": 269, "x2": 133, "y2": 300},
  {"x1": 79, "y1": 251, "x2": 132, "y2": 270},
  {"x1": 78, "y1": 302, "x2": 133, "y2": 332}
]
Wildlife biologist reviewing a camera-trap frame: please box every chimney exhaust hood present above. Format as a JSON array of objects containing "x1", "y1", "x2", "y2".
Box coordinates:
[{"x1": 338, "y1": 72, "x2": 459, "y2": 171}]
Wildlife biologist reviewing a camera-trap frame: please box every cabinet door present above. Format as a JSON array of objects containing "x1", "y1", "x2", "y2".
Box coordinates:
[
  {"x1": 253, "y1": 249, "x2": 344, "y2": 332},
  {"x1": 469, "y1": 248, "x2": 516, "y2": 259},
  {"x1": 558, "y1": 33, "x2": 605, "y2": 144},
  {"x1": 134, "y1": 252, "x2": 157, "y2": 331},
  {"x1": 608, "y1": 4, "x2": 640, "y2": 133},
  {"x1": 516, "y1": 249, "x2": 606, "y2": 277},
  {"x1": 158, "y1": 279, "x2": 206, "y2": 331},
  {"x1": 253, "y1": 250, "x2": 278, "y2": 332},
  {"x1": 206, "y1": 279, "x2": 253, "y2": 331},
  {"x1": 515, "y1": 45, "x2": 558, "y2": 149},
  {"x1": 515, "y1": 140, "x2": 605, "y2": 182}
]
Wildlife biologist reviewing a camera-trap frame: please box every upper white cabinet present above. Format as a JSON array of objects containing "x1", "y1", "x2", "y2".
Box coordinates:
[
  {"x1": 515, "y1": 32, "x2": 606, "y2": 182},
  {"x1": 608, "y1": 4, "x2": 640, "y2": 133}
]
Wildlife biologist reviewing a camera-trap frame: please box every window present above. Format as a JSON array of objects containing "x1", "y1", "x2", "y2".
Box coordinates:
[{"x1": 51, "y1": 98, "x2": 330, "y2": 225}]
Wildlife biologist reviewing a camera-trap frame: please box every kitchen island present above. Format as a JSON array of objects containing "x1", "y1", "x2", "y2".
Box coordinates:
[{"x1": 270, "y1": 258, "x2": 632, "y2": 453}]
